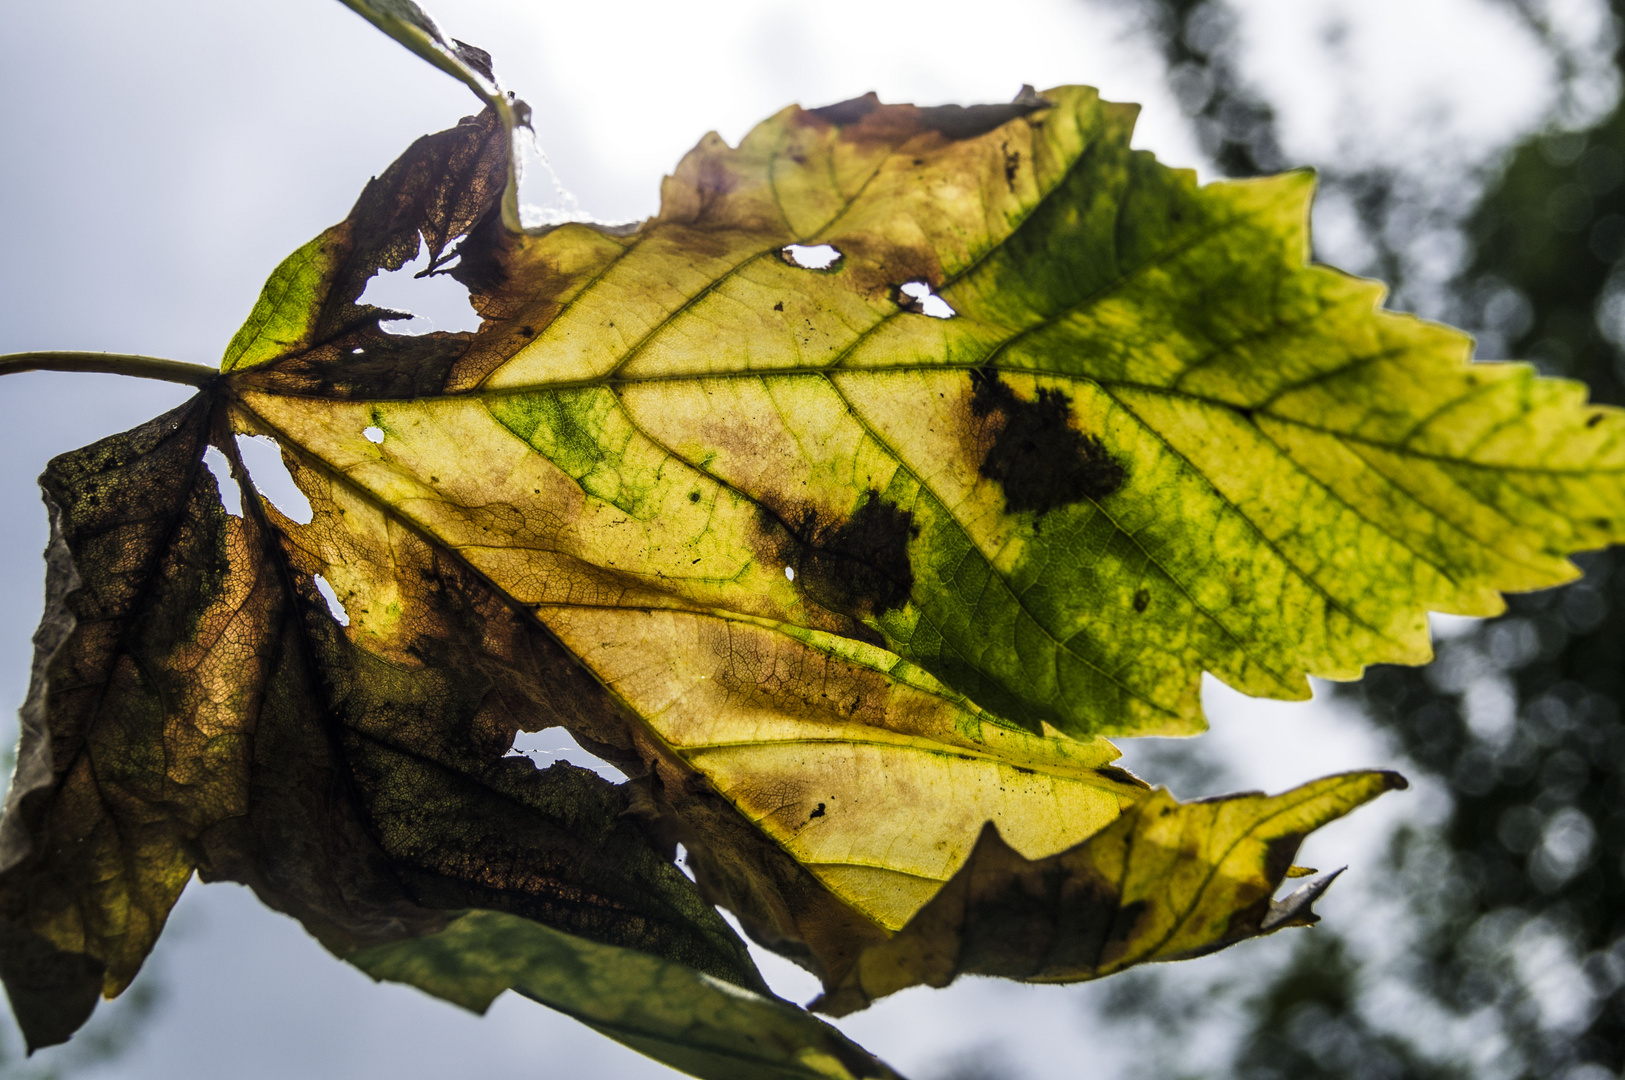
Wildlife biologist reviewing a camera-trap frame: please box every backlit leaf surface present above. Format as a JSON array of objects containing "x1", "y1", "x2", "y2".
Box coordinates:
[{"x1": 2, "y1": 21, "x2": 1618, "y2": 1077}]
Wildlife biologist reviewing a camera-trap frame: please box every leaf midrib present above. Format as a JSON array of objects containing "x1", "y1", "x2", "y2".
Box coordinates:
[
  {"x1": 242, "y1": 355, "x2": 1593, "y2": 727},
  {"x1": 257, "y1": 366, "x2": 1624, "y2": 478},
  {"x1": 680, "y1": 735, "x2": 1135, "y2": 787}
]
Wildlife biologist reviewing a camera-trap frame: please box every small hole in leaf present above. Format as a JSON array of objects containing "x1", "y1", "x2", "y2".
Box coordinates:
[
  {"x1": 898, "y1": 280, "x2": 956, "y2": 318},
  {"x1": 363, "y1": 426, "x2": 385, "y2": 444},
  {"x1": 351, "y1": 347, "x2": 365, "y2": 356},
  {"x1": 313, "y1": 574, "x2": 349, "y2": 626},
  {"x1": 785, "y1": 566, "x2": 796, "y2": 581},
  {"x1": 782, "y1": 244, "x2": 842, "y2": 270},
  {"x1": 674, "y1": 843, "x2": 698, "y2": 882},
  {"x1": 506, "y1": 727, "x2": 628, "y2": 783},
  {"x1": 202, "y1": 446, "x2": 243, "y2": 517},
  {"x1": 234, "y1": 434, "x2": 313, "y2": 525}
]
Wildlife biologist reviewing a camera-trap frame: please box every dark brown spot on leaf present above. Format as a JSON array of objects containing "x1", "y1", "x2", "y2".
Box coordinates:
[
  {"x1": 782, "y1": 491, "x2": 917, "y2": 620},
  {"x1": 970, "y1": 370, "x2": 1126, "y2": 515},
  {"x1": 1588, "y1": 412, "x2": 1605, "y2": 427},
  {"x1": 1133, "y1": 589, "x2": 1150, "y2": 613},
  {"x1": 810, "y1": 803, "x2": 826, "y2": 819}
]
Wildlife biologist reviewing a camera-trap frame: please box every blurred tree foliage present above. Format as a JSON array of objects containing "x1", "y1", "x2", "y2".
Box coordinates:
[{"x1": 1107, "y1": 1, "x2": 1625, "y2": 1077}]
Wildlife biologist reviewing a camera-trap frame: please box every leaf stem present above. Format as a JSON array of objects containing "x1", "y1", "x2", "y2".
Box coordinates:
[{"x1": 0, "y1": 352, "x2": 219, "y2": 388}]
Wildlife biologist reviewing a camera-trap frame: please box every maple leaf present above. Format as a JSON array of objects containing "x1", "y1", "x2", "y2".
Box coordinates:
[{"x1": 0, "y1": 4, "x2": 1618, "y2": 1076}]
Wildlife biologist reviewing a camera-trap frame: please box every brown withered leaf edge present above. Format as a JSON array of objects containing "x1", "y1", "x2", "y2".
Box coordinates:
[{"x1": 0, "y1": 110, "x2": 782, "y2": 1052}]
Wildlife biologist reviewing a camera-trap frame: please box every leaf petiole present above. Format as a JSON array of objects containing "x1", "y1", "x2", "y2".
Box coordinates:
[{"x1": 0, "y1": 351, "x2": 219, "y2": 388}]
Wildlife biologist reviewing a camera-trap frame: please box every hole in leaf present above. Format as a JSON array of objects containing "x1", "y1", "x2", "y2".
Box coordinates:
[
  {"x1": 673, "y1": 843, "x2": 698, "y2": 882},
  {"x1": 202, "y1": 446, "x2": 242, "y2": 517},
  {"x1": 363, "y1": 426, "x2": 385, "y2": 444},
  {"x1": 716, "y1": 908, "x2": 825, "y2": 1005},
  {"x1": 784, "y1": 565, "x2": 796, "y2": 581},
  {"x1": 781, "y1": 244, "x2": 843, "y2": 270},
  {"x1": 313, "y1": 574, "x2": 349, "y2": 626},
  {"x1": 505, "y1": 727, "x2": 628, "y2": 783},
  {"x1": 897, "y1": 280, "x2": 956, "y2": 318},
  {"x1": 234, "y1": 435, "x2": 313, "y2": 525},
  {"x1": 356, "y1": 241, "x2": 481, "y2": 335}
]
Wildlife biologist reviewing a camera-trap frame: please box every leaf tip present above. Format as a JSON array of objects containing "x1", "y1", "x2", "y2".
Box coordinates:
[{"x1": 1260, "y1": 866, "x2": 1344, "y2": 932}]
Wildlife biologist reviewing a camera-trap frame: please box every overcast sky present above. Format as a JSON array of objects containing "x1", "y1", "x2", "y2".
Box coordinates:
[{"x1": 0, "y1": 0, "x2": 1604, "y2": 1076}]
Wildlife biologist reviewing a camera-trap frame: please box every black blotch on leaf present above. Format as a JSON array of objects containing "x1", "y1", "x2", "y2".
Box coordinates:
[
  {"x1": 970, "y1": 370, "x2": 1126, "y2": 515},
  {"x1": 1133, "y1": 589, "x2": 1150, "y2": 613},
  {"x1": 688, "y1": 491, "x2": 701, "y2": 503},
  {"x1": 773, "y1": 301, "x2": 784, "y2": 312},
  {"x1": 782, "y1": 491, "x2": 918, "y2": 620},
  {"x1": 810, "y1": 803, "x2": 827, "y2": 819},
  {"x1": 1588, "y1": 412, "x2": 1605, "y2": 427}
]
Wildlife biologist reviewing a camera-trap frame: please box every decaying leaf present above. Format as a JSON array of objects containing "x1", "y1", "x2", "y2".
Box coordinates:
[
  {"x1": 814, "y1": 771, "x2": 1404, "y2": 1015},
  {"x1": 0, "y1": 398, "x2": 773, "y2": 1068},
  {"x1": 1, "y1": 7, "x2": 1619, "y2": 1077}
]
